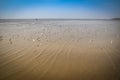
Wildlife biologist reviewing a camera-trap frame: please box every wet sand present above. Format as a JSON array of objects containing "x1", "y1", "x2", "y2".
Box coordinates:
[{"x1": 0, "y1": 20, "x2": 120, "y2": 80}]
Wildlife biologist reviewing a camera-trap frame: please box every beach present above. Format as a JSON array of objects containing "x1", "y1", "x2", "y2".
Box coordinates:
[{"x1": 0, "y1": 20, "x2": 120, "y2": 80}]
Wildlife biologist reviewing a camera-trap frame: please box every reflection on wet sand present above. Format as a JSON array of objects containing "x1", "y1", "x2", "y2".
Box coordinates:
[{"x1": 0, "y1": 20, "x2": 120, "y2": 80}]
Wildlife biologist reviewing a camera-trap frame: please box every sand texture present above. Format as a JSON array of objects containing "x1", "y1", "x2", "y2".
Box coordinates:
[{"x1": 0, "y1": 20, "x2": 120, "y2": 80}]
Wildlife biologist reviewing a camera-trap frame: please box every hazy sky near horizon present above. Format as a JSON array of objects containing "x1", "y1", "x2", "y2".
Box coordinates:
[{"x1": 0, "y1": 0, "x2": 120, "y2": 19}]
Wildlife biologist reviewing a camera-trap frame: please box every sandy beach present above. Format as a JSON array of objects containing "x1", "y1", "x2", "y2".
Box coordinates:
[{"x1": 0, "y1": 20, "x2": 120, "y2": 80}]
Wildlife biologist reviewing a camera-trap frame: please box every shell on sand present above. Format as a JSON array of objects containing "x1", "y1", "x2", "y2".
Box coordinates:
[{"x1": 32, "y1": 39, "x2": 35, "y2": 42}]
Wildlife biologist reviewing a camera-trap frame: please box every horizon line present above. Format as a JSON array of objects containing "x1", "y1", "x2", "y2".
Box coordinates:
[{"x1": 0, "y1": 18, "x2": 119, "y2": 20}]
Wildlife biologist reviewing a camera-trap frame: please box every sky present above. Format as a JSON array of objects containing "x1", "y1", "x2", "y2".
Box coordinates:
[{"x1": 0, "y1": 0, "x2": 120, "y2": 19}]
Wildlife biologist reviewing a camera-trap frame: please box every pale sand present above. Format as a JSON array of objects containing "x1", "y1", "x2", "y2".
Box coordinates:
[{"x1": 0, "y1": 20, "x2": 120, "y2": 80}]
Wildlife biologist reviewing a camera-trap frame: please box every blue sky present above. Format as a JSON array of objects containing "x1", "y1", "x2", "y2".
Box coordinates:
[{"x1": 0, "y1": 0, "x2": 120, "y2": 19}]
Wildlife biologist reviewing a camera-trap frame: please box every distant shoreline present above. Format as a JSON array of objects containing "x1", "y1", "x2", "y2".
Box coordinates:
[{"x1": 0, "y1": 18, "x2": 120, "y2": 23}]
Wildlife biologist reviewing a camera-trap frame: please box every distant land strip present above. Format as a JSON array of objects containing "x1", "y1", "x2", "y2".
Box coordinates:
[{"x1": 0, "y1": 18, "x2": 120, "y2": 23}]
